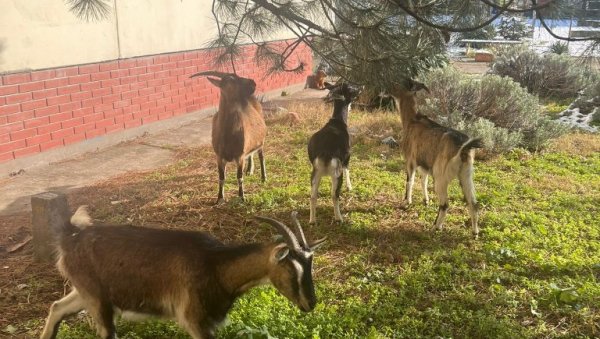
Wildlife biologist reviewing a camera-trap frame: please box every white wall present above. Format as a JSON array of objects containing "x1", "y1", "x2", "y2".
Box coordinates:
[
  {"x1": 0, "y1": 0, "x2": 298, "y2": 73},
  {"x1": 115, "y1": 0, "x2": 217, "y2": 58},
  {"x1": 0, "y1": 0, "x2": 118, "y2": 72}
]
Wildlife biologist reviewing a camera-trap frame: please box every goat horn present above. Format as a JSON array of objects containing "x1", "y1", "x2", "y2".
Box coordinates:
[
  {"x1": 189, "y1": 71, "x2": 234, "y2": 79},
  {"x1": 255, "y1": 216, "x2": 302, "y2": 252},
  {"x1": 290, "y1": 211, "x2": 309, "y2": 249}
]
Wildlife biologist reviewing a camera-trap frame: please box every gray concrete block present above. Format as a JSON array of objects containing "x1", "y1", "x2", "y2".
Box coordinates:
[{"x1": 31, "y1": 192, "x2": 70, "y2": 262}]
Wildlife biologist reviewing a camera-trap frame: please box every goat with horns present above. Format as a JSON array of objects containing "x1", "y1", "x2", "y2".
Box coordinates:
[
  {"x1": 390, "y1": 79, "x2": 483, "y2": 238},
  {"x1": 190, "y1": 71, "x2": 267, "y2": 204},
  {"x1": 40, "y1": 207, "x2": 325, "y2": 339}
]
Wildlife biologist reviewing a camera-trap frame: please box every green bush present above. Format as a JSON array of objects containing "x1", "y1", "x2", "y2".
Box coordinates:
[
  {"x1": 459, "y1": 25, "x2": 497, "y2": 43},
  {"x1": 490, "y1": 46, "x2": 585, "y2": 99},
  {"x1": 419, "y1": 67, "x2": 566, "y2": 153},
  {"x1": 497, "y1": 15, "x2": 532, "y2": 40},
  {"x1": 548, "y1": 41, "x2": 569, "y2": 55}
]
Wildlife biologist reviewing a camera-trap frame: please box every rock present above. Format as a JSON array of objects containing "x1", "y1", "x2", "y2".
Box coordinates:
[
  {"x1": 9, "y1": 169, "x2": 25, "y2": 177},
  {"x1": 381, "y1": 136, "x2": 399, "y2": 148},
  {"x1": 2, "y1": 325, "x2": 17, "y2": 335}
]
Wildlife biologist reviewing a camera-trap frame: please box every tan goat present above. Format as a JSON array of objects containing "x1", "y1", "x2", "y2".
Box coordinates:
[
  {"x1": 390, "y1": 79, "x2": 483, "y2": 238},
  {"x1": 191, "y1": 71, "x2": 267, "y2": 204}
]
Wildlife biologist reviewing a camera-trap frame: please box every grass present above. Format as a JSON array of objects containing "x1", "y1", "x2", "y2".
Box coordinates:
[{"x1": 21, "y1": 102, "x2": 600, "y2": 338}]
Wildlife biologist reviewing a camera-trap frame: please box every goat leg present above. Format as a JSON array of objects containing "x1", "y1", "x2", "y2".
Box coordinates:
[
  {"x1": 237, "y1": 158, "x2": 245, "y2": 201},
  {"x1": 421, "y1": 173, "x2": 429, "y2": 205},
  {"x1": 40, "y1": 290, "x2": 84, "y2": 339},
  {"x1": 88, "y1": 300, "x2": 116, "y2": 339},
  {"x1": 245, "y1": 155, "x2": 255, "y2": 175},
  {"x1": 433, "y1": 181, "x2": 449, "y2": 231},
  {"x1": 459, "y1": 166, "x2": 480, "y2": 238},
  {"x1": 401, "y1": 165, "x2": 416, "y2": 209},
  {"x1": 332, "y1": 170, "x2": 343, "y2": 222},
  {"x1": 216, "y1": 160, "x2": 226, "y2": 205},
  {"x1": 179, "y1": 314, "x2": 215, "y2": 339},
  {"x1": 343, "y1": 167, "x2": 352, "y2": 191},
  {"x1": 309, "y1": 168, "x2": 321, "y2": 224},
  {"x1": 258, "y1": 149, "x2": 267, "y2": 183}
]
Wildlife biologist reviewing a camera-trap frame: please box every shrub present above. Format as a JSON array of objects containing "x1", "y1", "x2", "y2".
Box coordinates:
[
  {"x1": 548, "y1": 41, "x2": 569, "y2": 55},
  {"x1": 591, "y1": 110, "x2": 600, "y2": 127},
  {"x1": 459, "y1": 25, "x2": 497, "y2": 43},
  {"x1": 564, "y1": 71, "x2": 600, "y2": 130},
  {"x1": 490, "y1": 46, "x2": 585, "y2": 99},
  {"x1": 497, "y1": 15, "x2": 532, "y2": 40},
  {"x1": 585, "y1": 71, "x2": 600, "y2": 95},
  {"x1": 418, "y1": 67, "x2": 567, "y2": 153}
]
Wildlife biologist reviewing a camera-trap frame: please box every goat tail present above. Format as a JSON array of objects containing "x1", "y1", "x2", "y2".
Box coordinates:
[
  {"x1": 54, "y1": 206, "x2": 93, "y2": 249},
  {"x1": 459, "y1": 138, "x2": 484, "y2": 161},
  {"x1": 70, "y1": 205, "x2": 93, "y2": 229}
]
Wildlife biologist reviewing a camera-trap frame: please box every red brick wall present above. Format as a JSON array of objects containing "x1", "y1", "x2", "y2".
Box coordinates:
[{"x1": 0, "y1": 40, "x2": 312, "y2": 164}]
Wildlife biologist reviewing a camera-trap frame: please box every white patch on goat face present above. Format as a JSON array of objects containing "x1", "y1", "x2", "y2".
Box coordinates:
[
  {"x1": 289, "y1": 257, "x2": 307, "y2": 306},
  {"x1": 290, "y1": 258, "x2": 304, "y2": 286},
  {"x1": 290, "y1": 253, "x2": 309, "y2": 307}
]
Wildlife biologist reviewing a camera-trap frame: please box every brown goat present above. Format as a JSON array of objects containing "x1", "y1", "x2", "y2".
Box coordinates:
[
  {"x1": 40, "y1": 207, "x2": 326, "y2": 339},
  {"x1": 305, "y1": 69, "x2": 327, "y2": 90},
  {"x1": 191, "y1": 71, "x2": 267, "y2": 204},
  {"x1": 390, "y1": 79, "x2": 483, "y2": 238}
]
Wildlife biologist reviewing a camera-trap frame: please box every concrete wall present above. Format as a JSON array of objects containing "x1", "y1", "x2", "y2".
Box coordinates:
[
  {"x1": 0, "y1": 0, "x2": 118, "y2": 72},
  {"x1": 115, "y1": 0, "x2": 216, "y2": 59},
  {"x1": 0, "y1": 0, "x2": 296, "y2": 73}
]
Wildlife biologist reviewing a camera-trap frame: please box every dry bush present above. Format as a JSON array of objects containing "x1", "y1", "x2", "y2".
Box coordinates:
[
  {"x1": 419, "y1": 67, "x2": 567, "y2": 153},
  {"x1": 490, "y1": 46, "x2": 585, "y2": 100}
]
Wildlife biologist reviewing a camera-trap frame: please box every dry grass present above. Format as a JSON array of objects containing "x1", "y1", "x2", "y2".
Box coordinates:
[{"x1": 547, "y1": 132, "x2": 600, "y2": 156}]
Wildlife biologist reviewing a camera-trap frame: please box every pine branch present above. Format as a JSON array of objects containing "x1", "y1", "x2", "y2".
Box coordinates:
[{"x1": 65, "y1": 0, "x2": 111, "y2": 21}]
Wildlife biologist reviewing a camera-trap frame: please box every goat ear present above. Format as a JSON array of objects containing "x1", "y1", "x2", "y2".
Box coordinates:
[
  {"x1": 308, "y1": 237, "x2": 327, "y2": 251},
  {"x1": 271, "y1": 243, "x2": 290, "y2": 262},
  {"x1": 207, "y1": 77, "x2": 222, "y2": 88}
]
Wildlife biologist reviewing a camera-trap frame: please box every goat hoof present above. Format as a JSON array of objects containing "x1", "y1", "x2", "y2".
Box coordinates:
[
  {"x1": 400, "y1": 202, "x2": 411, "y2": 210},
  {"x1": 215, "y1": 198, "x2": 225, "y2": 205},
  {"x1": 423, "y1": 200, "x2": 429, "y2": 206}
]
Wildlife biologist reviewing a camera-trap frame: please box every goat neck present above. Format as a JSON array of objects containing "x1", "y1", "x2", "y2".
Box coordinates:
[
  {"x1": 216, "y1": 243, "x2": 272, "y2": 296},
  {"x1": 394, "y1": 91, "x2": 418, "y2": 127},
  {"x1": 219, "y1": 93, "x2": 248, "y2": 110},
  {"x1": 331, "y1": 99, "x2": 351, "y2": 124}
]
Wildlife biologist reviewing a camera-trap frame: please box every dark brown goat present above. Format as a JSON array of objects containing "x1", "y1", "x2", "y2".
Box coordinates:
[
  {"x1": 191, "y1": 71, "x2": 267, "y2": 204},
  {"x1": 40, "y1": 207, "x2": 325, "y2": 339},
  {"x1": 390, "y1": 79, "x2": 483, "y2": 238},
  {"x1": 307, "y1": 82, "x2": 362, "y2": 223}
]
